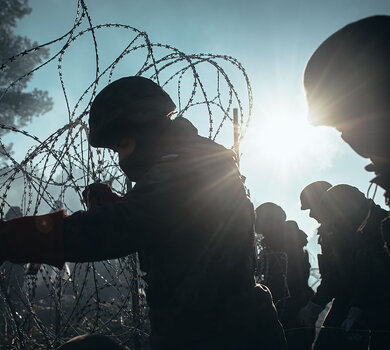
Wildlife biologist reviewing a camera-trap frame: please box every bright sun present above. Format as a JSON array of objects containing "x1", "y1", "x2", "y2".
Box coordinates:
[{"x1": 242, "y1": 96, "x2": 340, "y2": 175}]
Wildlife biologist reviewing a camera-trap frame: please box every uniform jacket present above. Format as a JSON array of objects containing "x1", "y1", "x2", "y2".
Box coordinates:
[
  {"x1": 314, "y1": 203, "x2": 390, "y2": 308},
  {"x1": 62, "y1": 117, "x2": 286, "y2": 350}
]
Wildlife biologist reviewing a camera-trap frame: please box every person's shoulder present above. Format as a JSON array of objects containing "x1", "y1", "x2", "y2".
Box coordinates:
[{"x1": 370, "y1": 201, "x2": 388, "y2": 220}]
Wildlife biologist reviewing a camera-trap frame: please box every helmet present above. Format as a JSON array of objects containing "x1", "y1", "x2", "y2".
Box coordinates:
[
  {"x1": 304, "y1": 16, "x2": 390, "y2": 129},
  {"x1": 300, "y1": 181, "x2": 332, "y2": 210},
  {"x1": 285, "y1": 220, "x2": 308, "y2": 248},
  {"x1": 255, "y1": 202, "x2": 286, "y2": 235},
  {"x1": 88, "y1": 76, "x2": 176, "y2": 148},
  {"x1": 319, "y1": 184, "x2": 369, "y2": 231}
]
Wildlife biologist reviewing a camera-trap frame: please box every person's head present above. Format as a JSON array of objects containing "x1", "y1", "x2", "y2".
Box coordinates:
[
  {"x1": 285, "y1": 220, "x2": 308, "y2": 248},
  {"x1": 88, "y1": 76, "x2": 176, "y2": 180},
  {"x1": 300, "y1": 181, "x2": 332, "y2": 223},
  {"x1": 255, "y1": 202, "x2": 286, "y2": 248},
  {"x1": 319, "y1": 184, "x2": 369, "y2": 233},
  {"x1": 304, "y1": 16, "x2": 390, "y2": 164}
]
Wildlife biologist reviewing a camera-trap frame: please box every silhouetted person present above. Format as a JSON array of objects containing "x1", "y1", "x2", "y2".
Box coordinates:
[
  {"x1": 310, "y1": 185, "x2": 390, "y2": 350},
  {"x1": 299, "y1": 181, "x2": 333, "y2": 330},
  {"x1": 0, "y1": 77, "x2": 287, "y2": 350},
  {"x1": 256, "y1": 202, "x2": 313, "y2": 350},
  {"x1": 304, "y1": 16, "x2": 390, "y2": 197},
  {"x1": 300, "y1": 181, "x2": 332, "y2": 223},
  {"x1": 303, "y1": 16, "x2": 390, "y2": 256}
]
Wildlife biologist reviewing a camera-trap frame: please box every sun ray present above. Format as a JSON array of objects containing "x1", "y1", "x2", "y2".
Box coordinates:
[{"x1": 241, "y1": 94, "x2": 341, "y2": 177}]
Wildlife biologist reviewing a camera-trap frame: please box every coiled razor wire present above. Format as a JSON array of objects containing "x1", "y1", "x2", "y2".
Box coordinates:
[{"x1": 0, "y1": 0, "x2": 252, "y2": 348}]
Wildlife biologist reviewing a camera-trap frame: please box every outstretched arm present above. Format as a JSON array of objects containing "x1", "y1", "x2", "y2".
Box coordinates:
[{"x1": 0, "y1": 165, "x2": 173, "y2": 267}]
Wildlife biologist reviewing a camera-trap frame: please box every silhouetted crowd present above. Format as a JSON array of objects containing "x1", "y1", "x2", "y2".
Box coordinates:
[
  {"x1": 256, "y1": 181, "x2": 390, "y2": 349},
  {"x1": 2, "y1": 14, "x2": 390, "y2": 350}
]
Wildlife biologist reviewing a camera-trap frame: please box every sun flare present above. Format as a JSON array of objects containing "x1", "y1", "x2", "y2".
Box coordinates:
[{"x1": 242, "y1": 96, "x2": 340, "y2": 175}]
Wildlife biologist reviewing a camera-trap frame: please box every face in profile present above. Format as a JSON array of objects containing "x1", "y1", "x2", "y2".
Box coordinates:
[
  {"x1": 337, "y1": 115, "x2": 390, "y2": 164},
  {"x1": 308, "y1": 206, "x2": 322, "y2": 224},
  {"x1": 110, "y1": 137, "x2": 137, "y2": 161}
]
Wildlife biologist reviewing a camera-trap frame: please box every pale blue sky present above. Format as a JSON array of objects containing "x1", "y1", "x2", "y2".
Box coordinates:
[{"x1": 9, "y1": 0, "x2": 390, "y2": 248}]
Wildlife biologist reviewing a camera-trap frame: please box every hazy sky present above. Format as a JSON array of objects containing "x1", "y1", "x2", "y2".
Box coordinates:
[{"x1": 9, "y1": 0, "x2": 390, "y2": 246}]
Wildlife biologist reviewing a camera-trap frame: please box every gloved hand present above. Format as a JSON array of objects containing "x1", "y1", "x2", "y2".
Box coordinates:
[
  {"x1": 0, "y1": 211, "x2": 65, "y2": 268},
  {"x1": 82, "y1": 183, "x2": 122, "y2": 210},
  {"x1": 298, "y1": 301, "x2": 323, "y2": 327},
  {"x1": 341, "y1": 306, "x2": 363, "y2": 333}
]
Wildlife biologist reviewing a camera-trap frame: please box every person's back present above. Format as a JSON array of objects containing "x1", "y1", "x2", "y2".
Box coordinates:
[
  {"x1": 134, "y1": 117, "x2": 257, "y2": 348},
  {"x1": 67, "y1": 117, "x2": 287, "y2": 349}
]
